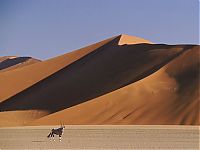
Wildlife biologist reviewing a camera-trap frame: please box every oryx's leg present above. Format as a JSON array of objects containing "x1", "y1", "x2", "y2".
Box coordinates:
[
  {"x1": 50, "y1": 133, "x2": 55, "y2": 141},
  {"x1": 52, "y1": 134, "x2": 55, "y2": 141},
  {"x1": 49, "y1": 132, "x2": 53, "y2": 141},
  {"x1": 59, "y1": 135, "x2": 61, "y2": 141},
  {"x1": 50, "y1": 132, "x2": 52, "y2": 141}
]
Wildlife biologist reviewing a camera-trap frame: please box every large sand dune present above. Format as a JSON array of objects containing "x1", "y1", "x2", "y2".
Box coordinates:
[
  {"x1": 0, "y1": 34, "x2": 199, "y2": 126},
  {"x1": 0, "y1": 36, "x2": 116, "y2": 102},
  {"x1": 31, "y1": 46, "x2": 199, "y2": 125}
]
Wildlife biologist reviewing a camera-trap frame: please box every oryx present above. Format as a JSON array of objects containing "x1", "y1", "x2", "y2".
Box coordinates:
[{"x1": 47, "y1": 122, "x2": 65, "y2": 141}]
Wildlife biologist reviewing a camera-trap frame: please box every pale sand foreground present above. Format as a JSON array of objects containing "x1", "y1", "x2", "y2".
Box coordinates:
[{"x1": 0, "y1": 125, "x2": 199, "y2": 149}]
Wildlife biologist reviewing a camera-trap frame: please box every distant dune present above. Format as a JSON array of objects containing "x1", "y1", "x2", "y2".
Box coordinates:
[
  {"x1": 0, "y1": 34, "x2": 199, "y2": 126},
  {"x1": 0, "y1": 56, "x2": 40, "y2": 72}
]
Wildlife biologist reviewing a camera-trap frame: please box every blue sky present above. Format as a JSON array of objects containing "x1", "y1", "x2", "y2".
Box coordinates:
[{"x1": 0, "y1": 0, "x2": 199, "y2": 60}]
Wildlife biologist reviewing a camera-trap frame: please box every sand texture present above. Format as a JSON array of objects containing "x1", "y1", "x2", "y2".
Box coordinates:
[{"x1": 0, "y1": 125, "x2": 199, "y2": 149}]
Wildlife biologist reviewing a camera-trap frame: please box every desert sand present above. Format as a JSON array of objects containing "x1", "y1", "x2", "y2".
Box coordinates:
[
  {"x1": 0, "y1": 125, "x2": 199, "y2": 149},
  {"x1": 0, "y1": 34, "x2": 199, "y2": 127}
]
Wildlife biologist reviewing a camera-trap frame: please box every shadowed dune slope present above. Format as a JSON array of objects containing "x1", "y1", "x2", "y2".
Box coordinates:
[
  {"x1": 0, "y1": 56, "x2": 19, "y2": 63},
  {"x1": 0, "y1": 56, "x2": 41, "y2": 72},
  {"x1": 0, "y1": 36, "x2": 116, "y2": 102},
  {"x1": 0, "y1": 56, "x2": 16, "y2": 63},
  {"x1": 31, "y1": 46, "x2": 199, "y2": 125}
]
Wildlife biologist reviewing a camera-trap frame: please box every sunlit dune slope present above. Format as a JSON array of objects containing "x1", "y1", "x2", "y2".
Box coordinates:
[{"x1": 118, "y1": 34, "x2": 153, "y2": 45}]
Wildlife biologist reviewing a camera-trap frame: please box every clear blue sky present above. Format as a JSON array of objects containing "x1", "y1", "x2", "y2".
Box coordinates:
[{"x1": 0, "y1": 0, "x2": 199, "y2": 60}]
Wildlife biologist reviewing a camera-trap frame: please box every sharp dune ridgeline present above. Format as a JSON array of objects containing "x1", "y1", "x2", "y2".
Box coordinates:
[{"x1": 0, "y1": 34, "x2": 199, "y2": 127}]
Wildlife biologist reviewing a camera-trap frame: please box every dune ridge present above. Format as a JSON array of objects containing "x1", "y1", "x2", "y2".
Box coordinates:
[{"x1": 0, "y1": 34, "x2": 199, "y2": 126}]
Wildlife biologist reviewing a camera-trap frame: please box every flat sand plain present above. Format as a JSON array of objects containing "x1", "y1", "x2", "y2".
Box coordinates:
[{"x1": 0, "y1": 125, "x2": 199, "y2": 149}]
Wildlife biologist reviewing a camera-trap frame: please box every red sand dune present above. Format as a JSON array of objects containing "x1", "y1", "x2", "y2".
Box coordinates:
[
  {"x1": 0, "y1": 56, "x2": 41, "y2": 72},
  {"x1": 0, "y1": 34, "x2": 199, "y2": 126},
  {"x1": 0, "y1": 36, "x2": 116, "y2": 102}
]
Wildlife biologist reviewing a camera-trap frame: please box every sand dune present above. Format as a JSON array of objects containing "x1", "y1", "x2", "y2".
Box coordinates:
[
  {"x1": 0, "y1": 34, "x2": 199, "y2": 126},
  {"x1": 31, "y1": 46, "x2": 199, "y2": 125},
  {"x1": 0, "y1": 56, "x2": 41, "y2": 72},
  {"x1": 0, "y1": 56, "x2": 17, "y2": 62},
  {"x1": 0, "y1": 36, "x2": 116, "y2": 102}
]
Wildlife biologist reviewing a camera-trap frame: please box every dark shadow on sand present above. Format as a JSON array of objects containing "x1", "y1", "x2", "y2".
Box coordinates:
[{"x1": 0, "y1": 57, "x2": 32, "y2": 70}]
